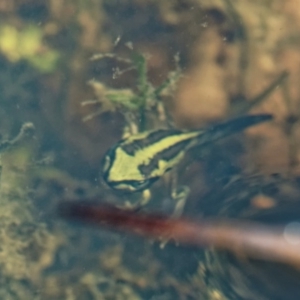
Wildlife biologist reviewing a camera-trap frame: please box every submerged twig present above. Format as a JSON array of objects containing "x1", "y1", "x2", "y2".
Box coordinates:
[
  {"x1": 0, "y1": 123, "x2": 35, "y2": 153},
  {"x1": 90, "y1": 53, "x2": 131, "y2": 64},
  {"x1": 60, "y1": 202, "x2": 300, "y2": 268},
  {"x1": 231, "y1": 71, "x2": 289, "y2": 116}
]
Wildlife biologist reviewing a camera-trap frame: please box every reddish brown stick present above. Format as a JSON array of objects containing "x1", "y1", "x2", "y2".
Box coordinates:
[{"x1": 61, "y1": 203, "x2": 300, "y2": 268}]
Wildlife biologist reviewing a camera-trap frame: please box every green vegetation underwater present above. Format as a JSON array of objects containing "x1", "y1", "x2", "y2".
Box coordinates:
[{"x1": 1, "y1": 1, "x2": 300, "y2": 299}]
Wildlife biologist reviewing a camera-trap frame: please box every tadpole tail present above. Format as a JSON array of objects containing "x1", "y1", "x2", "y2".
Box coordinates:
[{"x1": 196, "y1": 113, "x2": 273, "y2": 146}]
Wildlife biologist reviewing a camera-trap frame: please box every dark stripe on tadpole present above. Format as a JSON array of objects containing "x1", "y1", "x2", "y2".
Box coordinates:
[
  {"x1": 145, "y1": 129, "x2": 181, "y2": 145},
  {"x1": 122, "y1": 129, "x2": 181, "y2": 155},
  {"x1": 138, "y1": 158, "x2": 160, "y2": 177},
  {"x1": 121, "y1": 141, "x2": 140, "y2": 156},
  {"x1": 138, "y1": 139, "x2": 191, "y2": 177},
  {"x1": 159, "y1": 139, "x2": 191, "y2": 161}
]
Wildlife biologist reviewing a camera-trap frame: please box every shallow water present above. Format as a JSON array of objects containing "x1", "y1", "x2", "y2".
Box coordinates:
[{"x1": 1, "y1": 1, "x2": 300, "y2": 299}]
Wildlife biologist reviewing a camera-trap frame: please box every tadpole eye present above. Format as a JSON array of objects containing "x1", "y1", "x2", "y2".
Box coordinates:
[
  {"x1": 130, "y1": 177, "x2": 160, "y2": 191},
  {"x1": 102, "y1": 141, "x2": 120, "y2": 175},
  {"x1": 131, "y1": 179, "x2": 150, "y2": 190},
  {"x1": 105, "y1": 179, "x2": 151, "y2": 193},
  {"x1": 102, "y1": 155, "x2": 111, "y2": 173}
]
